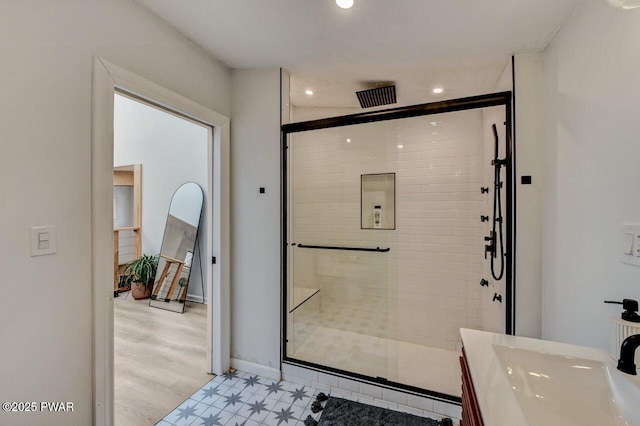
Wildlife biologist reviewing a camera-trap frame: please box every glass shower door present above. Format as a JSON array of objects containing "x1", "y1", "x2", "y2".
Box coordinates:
[
  {"x1": 285, "y1": 127, "x2": 391, "y2": 380},
  {"x1": 283, "y1": 95, "x2": 512, "y2": 401}
]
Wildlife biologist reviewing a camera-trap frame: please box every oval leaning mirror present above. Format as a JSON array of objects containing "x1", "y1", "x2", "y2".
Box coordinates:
[{"x1": 149, "y1": 182, "x2": 204, "y2": 313}]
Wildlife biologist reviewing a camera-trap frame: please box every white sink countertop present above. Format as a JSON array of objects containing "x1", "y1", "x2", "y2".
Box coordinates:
[{"x1": 460, "y1": 328, "x2": 640, "y2": 426}]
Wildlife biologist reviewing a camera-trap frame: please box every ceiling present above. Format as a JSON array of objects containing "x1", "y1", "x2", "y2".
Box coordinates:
[{"x1": 135, "y1": 0, "x2": 581, "y2": 109}]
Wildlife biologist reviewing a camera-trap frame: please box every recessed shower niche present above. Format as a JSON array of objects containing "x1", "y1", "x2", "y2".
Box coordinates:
[{"x1": 361, "y1": 172, "x2": 395, "y2": 230}]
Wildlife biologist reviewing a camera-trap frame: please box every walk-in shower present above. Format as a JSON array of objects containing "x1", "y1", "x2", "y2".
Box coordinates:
[{"x1": 281, "y1": 93, "x2": 513, "y2": 402}]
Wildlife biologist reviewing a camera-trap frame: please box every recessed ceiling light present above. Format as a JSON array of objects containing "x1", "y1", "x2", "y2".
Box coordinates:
[
  {"x1": 305, "y1": 89, "x2": 314, "y2": 95},
  {"x1": 336, "y1": 0, "x2": 354, "y2": 9},
  {"x1": 433, "y1": 87, "x2": 444, "y2": 94},
  {"x1": 397, "y1": 144, "x2": 404, "y2": 149},
  {"x1": 346, "y1": 138, "x2": 351, "y2": 143},
  {"x1": 430, "y1": 121, "x2": 438, "y2": 126}
]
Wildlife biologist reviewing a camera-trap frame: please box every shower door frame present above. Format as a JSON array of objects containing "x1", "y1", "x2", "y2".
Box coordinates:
[{"x1": 281, "y1": 91, "x2": 514, "y2": 403}]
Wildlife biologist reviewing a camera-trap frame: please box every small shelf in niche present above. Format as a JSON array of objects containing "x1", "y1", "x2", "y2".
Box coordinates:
[{"x1": 361, "y1": 173, "x2": 396, "y2": 230}]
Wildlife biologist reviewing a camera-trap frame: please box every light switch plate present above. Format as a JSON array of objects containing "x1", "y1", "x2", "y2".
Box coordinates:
[
  {"x1": 621, "y1": 223, "x2": 640, "y2": 266},
  {"x1": 30, "y1": 225, "x2": 57, "y2": 256}
]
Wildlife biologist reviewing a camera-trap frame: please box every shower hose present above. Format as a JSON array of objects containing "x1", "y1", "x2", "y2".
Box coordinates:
[{"x1": 491, "y1": 123, "x2": 505, "y2": 281}]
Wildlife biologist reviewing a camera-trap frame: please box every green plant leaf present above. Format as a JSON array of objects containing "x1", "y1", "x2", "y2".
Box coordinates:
[{"x1": 122, "y1": 254, "x2": 159, "y2": 287}]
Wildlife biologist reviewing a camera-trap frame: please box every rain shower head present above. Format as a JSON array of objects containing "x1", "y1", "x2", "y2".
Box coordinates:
[{"x1": 356, "y1": 83, "x2": 397, "y2": 108}]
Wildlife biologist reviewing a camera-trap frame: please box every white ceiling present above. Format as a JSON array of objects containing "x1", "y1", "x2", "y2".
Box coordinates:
[{"x1": 135, "y1": 0, "x2": 580, "y2": 109}]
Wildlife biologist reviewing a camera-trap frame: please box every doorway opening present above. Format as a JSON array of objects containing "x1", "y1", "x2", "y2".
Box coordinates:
[{"x1": 112, "y1": 92, "x2": 211, "y2": 424}]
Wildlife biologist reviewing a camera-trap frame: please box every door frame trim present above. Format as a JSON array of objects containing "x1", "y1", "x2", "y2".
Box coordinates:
[{"x1": 91, "y1": 57, "x2": 231, "y2": 425}]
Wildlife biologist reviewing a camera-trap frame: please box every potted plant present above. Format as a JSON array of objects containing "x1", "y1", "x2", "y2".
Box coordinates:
[{"x1": 122, "y1": 254, "x2": 158, "y2": 300}]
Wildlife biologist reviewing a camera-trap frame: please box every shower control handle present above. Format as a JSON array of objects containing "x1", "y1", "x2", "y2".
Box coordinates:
[
  {"x1": 493, "y1": 293, "x2": 502, "y2": 303},
  {"x1": 484, "y1": 243, "x2": 495, "y2": 259},
  {"x1": 484, "y1": 231, "x2": 496, "y2": 259}
]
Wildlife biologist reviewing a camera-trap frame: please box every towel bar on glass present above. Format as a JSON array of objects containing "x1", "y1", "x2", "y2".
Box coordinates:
[{"x1": 295, "y1": 243, "x2": 390, "y2": 253}]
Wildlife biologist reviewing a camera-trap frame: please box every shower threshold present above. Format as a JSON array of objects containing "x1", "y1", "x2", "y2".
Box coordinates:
[{"x1": 286, "y1": 326, "x2": 462, "y2": 402}]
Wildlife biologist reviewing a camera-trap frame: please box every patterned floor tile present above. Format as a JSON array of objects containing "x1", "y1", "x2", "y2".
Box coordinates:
[
  {"x1": 283, "y1": 386, "x2": 312, "y2": 409},
  {"x1": 263, "y1": 406, "x2": 300, "y2": 426},
  {"x1": 196, "y1": 406, "x2": 235, "y2": 425},
  {"x1": 238, "y1": 395, "x2": 273, "y2": 421},
  {"x1": 193, "y1": 383, "x2": 227, "y2": 405},
  {"x1": 159, "y1": 370, "x2": 321, "y2": 426},
  {"x1": 163, "y1": 398, "x2": 209, "y2": 425},
  {"x1": 158, "y1": 368, "x2": 440, "y2": 426}
]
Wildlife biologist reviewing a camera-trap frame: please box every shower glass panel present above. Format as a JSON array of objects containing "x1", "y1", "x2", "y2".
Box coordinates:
[
  {"x1": 286, "y1": 125, "x2": 391, "y2": 379},
  {"x1": 284, "y1": 99, "x2": 510, "y2": 401}
]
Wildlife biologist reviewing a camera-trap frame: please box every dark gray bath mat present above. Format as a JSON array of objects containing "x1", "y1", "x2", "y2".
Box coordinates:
[{"x1": 315, "y1": 397, "x2": 452, "y2": 426}]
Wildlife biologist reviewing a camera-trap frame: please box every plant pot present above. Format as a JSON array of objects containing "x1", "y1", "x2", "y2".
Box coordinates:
[{"x1": 131, "y1": 281, "x2": 153, "y2": 300}]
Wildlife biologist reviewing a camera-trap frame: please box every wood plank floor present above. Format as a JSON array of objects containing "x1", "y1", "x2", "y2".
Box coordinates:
[{"x1": 114, "y1": 294, "x2": 211, "y2": 425}]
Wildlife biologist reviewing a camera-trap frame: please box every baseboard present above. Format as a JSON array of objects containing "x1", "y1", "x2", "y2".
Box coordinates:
[
  {"x1": 186, "y1": 293, "x2": 207, "y2": 304},
  {"x1": 230, "y1": 358, "x2": 281, "y2": 381}
]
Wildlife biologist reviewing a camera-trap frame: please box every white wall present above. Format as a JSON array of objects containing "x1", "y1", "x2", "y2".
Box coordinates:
[
  {"x1": 478, "y1": 56, "x2": 545, "y2": 340},
  {"x1": 0, "y1": 1, "x2": 230, "y2": 424},
  {"x1": 230, "y1": 68, "x2": 282, "y2": 372},
  {"x1": 542, "y1": 1, "x2": 640, "y2": 349},
  {"x1": 114, "y1": 186, "x2": 134, "y2": 229},
  {"x1": 113, "y1": 186, "x2": 136, "y2": 264},
  {"x1": 513, "y1": 53, "x2": 544, "y2": 339},
  {"x1": 114, "y1": 94, "x2": 209, "y2": 302}
]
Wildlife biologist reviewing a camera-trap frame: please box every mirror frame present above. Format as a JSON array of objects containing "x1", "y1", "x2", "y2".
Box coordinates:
[{"x1": 149, "y1": 182, "x2": 204, "y2": 313}]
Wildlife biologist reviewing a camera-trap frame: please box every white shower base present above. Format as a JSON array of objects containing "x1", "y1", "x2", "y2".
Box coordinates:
[{"x1": 290, "y1": 326, "x2": 461, "y2": 398}]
